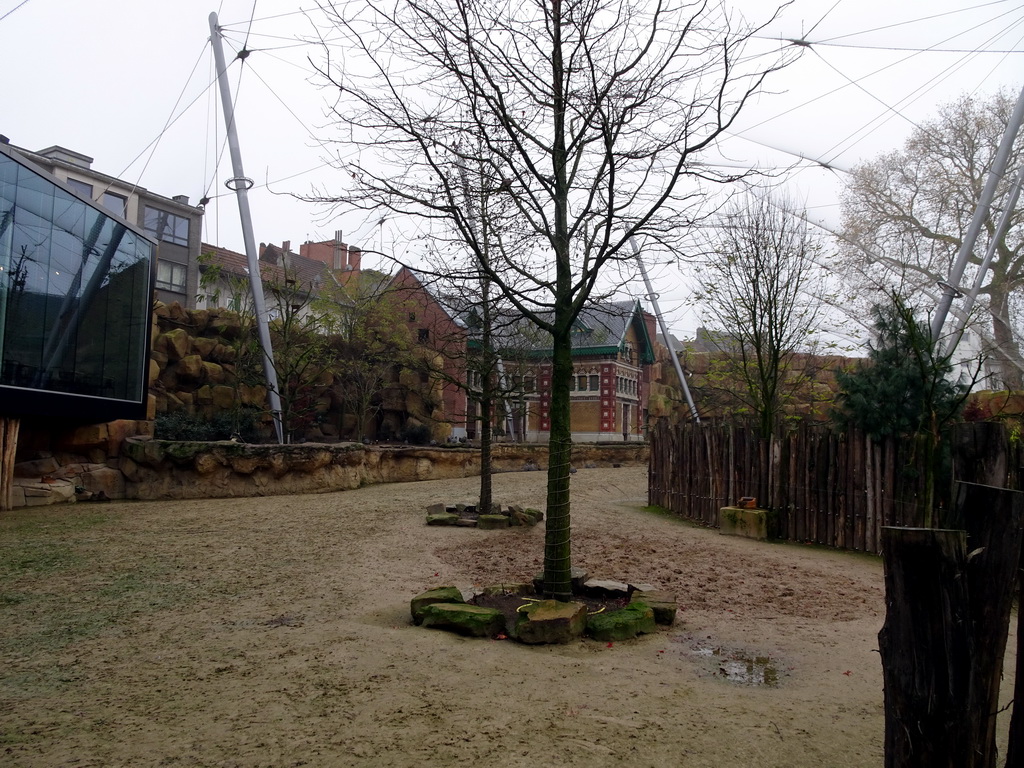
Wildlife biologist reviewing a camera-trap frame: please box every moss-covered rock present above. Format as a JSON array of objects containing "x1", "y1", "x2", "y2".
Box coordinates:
[
  {"x1": 419, "y1": 603, "x2": 505, "y2": 637},
  {"x1": 586, "y1": 602, "x2": 656, "y2": 641},
  {"x1": 426, "y1": 513, "x2": 460, "y2": 526},
  {"x1": 514, "y1": 600, "x2": 587, "y2": 644},
  {"x1": 411, "y1": 586, "x2": 465, "y2": 624},
  {"x1": 629, "y1": 589, "x2": 678, "y2": 625}
]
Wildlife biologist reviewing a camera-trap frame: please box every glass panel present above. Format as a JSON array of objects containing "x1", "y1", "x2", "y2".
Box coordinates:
[{"x1": 0, "y1": 152, "x2": 153, "y2": 408}]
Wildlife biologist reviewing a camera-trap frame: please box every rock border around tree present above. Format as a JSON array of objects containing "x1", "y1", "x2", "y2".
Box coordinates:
[
  {"x1": 410, "y1": 571, "x2": 677, "y2": 645},
  {"x1": 425, "y1": 502, "x2": 544, "y2": 528}
]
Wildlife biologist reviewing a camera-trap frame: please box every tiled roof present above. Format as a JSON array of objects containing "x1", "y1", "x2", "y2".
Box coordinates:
[{"x1": 200, "y1": 242, "x2": 328, "y2": 290}]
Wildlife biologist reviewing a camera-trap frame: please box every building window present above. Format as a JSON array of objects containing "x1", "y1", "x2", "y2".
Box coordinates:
[
  {"x1": 102, "y1": 191, "x2": 127, "y2": 217},
  {"x1": 589, "y1": 374, "x2": 599, "y2": 391},
  {"x1": 418, "y1": 328, "x2": 430, "y2": 343},
  {"x1": 143, "y1": 206, "x2": 190, "y2": 246},
  {"x1": 577, "y1": 374, "x2": 587, "y2": 391},
  {"x1": 156, "y1": 260, "x2": 187, "y2": 292},
  {"x1": 65, "y1": 177, "x2": 93, "y2": 198},
  {"x1": 525, "y1": 376, "x2": 535, "y2": 393}
]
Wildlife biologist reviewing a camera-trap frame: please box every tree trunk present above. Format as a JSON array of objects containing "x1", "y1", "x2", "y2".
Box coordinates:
[
  {"x1": 478, "y1": 389, "x2": 493, "y2": 515},
  {"x1": 543, "y1": 327, "x2": 574, "y2": 601},
  {"x1": 988, "y1": 284, "x2": 1024, "y2": 390},
  {"x1": 0, "y1": 417, "x2": 19, "y2": 511}
]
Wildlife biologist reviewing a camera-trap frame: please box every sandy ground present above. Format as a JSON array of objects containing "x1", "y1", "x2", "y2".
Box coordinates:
[{"x1": 0, "y1": 466, "x2": 1015, "y2": 767}]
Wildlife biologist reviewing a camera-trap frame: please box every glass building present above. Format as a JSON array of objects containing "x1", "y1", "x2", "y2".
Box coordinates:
[{"x1": 0, "y1": 144, "x2": 154, "y2": 421}]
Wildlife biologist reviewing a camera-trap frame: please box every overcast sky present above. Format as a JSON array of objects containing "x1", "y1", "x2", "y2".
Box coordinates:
[{"x1": 2, "y1": 0, "x2": 1021, "y2": 337}]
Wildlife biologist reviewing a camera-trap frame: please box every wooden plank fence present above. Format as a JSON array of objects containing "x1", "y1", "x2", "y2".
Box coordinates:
[{"x1": 648, "y1": 420, "x2": 1017, "y2": 554}]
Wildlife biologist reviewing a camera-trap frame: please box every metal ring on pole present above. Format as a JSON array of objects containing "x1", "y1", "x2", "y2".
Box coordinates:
[
  {"x1": 937, "y1": 280, "x2": 964, "y2": 299},
  {"x1": 225, "y1": 176, "x2": 255, "y2": 191}
]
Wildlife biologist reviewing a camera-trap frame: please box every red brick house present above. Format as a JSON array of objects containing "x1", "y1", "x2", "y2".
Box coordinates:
[
  {"x1": 522, "y1": 300, "x2": 656, "y2": 442},
  {"x1": 386, "y1": 266, "x2": 473, "y2": 439}
]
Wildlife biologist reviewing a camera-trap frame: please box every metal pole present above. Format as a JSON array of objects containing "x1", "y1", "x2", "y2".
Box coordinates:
[
  {"x1": 628, "y1": 237, "x2": 699, "y2": 422},
  {"x1": 209, "y1": 12, "x2": 284, "y2": 444},
  {"x1": 944, "y1": 163, "x2": 1024, "y2": 363},
  {"x1": 930, "y1": 82, "x2": 1024, "y2": 342}
]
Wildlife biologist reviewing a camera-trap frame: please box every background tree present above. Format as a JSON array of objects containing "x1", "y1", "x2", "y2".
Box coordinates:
[
  {"x1": 321, "y1": 270, "x2": 413, "y2": 441},
  {"x1": 692, "y1": 192, "x2": 829, "y2": 437},
  {"x1": 198, "y1": 253, "x2": 341, "y2": 442},
  {"x1": 310, "y1": 0, "x2": 791, "y2": 600},
  {"x1": 833, "y1": 292, "x2": 975, "y2": 525},
  {"x1": 839, "y1": 89, "x2": 1024, "y2": 388}
]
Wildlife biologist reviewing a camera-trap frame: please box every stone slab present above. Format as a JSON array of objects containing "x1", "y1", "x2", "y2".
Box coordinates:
[
  {"x1": 411, "y1": 586, "x2": 465, "y2": 624},
  {"x1": 420, "y1": 603, "x2": 505, "y2": 637},
  {"x1": 719, "y1": 506, "x2": 769, "y2": 541},
  {"x1": 514, "y1": 600, "x2": 587, "y2": 644}
]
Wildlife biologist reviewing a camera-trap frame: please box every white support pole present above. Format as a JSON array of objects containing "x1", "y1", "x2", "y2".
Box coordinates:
[
  {"x1": 628, "y1": 237, "x2": 700, "y2": 423},
  {"x1": 944, "y1": 163, "x2": 1024, "y2": 363},
  {"x1": 930, "y1": 82, "x2": 1024, "y2": 342},
  {"x1": 209, "y1": 12, "x2": 284, "y2": 444}
]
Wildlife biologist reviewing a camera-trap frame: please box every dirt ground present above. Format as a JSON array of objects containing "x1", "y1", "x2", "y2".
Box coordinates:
[{"x1": 0, "y1": 466, "x2": 1016, "y2": 767}]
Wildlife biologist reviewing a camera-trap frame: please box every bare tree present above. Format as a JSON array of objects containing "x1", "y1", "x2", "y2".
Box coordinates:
[
  {"x1": 308, "y1": 0, "x2": 792, "y2": 600},
  {"x1": 692, "y1": 192, "x2": 828, "y2": 437},
  {"x1": 839, "y1": 89, "x2": 1024, "y2": 388}
]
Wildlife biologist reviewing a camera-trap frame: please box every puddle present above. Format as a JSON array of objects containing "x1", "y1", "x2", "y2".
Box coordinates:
[{"x1": 682, "y1": 640, "x2": 782, "y2": 687}]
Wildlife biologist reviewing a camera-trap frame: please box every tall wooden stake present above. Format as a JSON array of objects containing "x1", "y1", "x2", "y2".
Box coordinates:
[{"x1": 0, "y1": 416, "x2": 20, "y2": 511}]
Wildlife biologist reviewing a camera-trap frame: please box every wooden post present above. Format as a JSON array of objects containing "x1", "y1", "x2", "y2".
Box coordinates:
[
  {"x1": 958, "y1": 482, "x2": 1024, "y2": 768},
  {"x1": 879, "y1": 482, "x2": 1024, "y2": 768},
  {"x1": 0, "y1": 416, "x2": 20, "y2": 511},
  {"x1": 879, "y1": 526, "x2": 972, "y2": 768}
]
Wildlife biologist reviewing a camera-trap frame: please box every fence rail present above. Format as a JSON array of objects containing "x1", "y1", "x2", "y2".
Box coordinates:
[{"x1": 648, "y1": 420, "x2": 1016, "y2": 554}]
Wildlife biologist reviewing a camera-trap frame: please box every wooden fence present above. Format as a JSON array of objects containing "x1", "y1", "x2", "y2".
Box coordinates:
[{"x1": 648, "y1": 419, "x2": 1018, "y2": 554}]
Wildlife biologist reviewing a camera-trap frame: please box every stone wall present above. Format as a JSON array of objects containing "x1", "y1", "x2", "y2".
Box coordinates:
[
  {"x1": 148, "y1": 301, "x2": 271, "y2": 426},
  {"x1": 10, "y1": 439, "x2": 647, "y2": 507}
]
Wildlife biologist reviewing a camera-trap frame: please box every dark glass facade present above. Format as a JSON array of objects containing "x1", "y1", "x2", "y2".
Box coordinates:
[{"x1": 0, "y1": 146, "x2": 154, "y2": 420}]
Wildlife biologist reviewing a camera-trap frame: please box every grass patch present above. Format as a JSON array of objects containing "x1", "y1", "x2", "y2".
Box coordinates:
[
  {"x1": 0, "y1": 508, "x2": 201, "y2": 689},
  {"x1": 638, "y1": 504, "x2": 710, "y2": 529}
]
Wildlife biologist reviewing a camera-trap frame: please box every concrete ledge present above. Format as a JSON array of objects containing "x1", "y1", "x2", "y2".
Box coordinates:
[{"x1": 719, "y1": 506, "x2": 769, "y2": 541}]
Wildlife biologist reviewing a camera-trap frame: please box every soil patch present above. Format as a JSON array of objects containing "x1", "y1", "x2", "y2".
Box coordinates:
[{"x1": 0, "y1": 466, "x2": 1016, "y2": 767}]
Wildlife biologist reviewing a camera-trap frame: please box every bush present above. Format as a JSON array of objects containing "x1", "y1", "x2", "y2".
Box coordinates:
[
  {"x1": 154, "y1": 409, "x2": 262, "y2": 442},
  {"x1": 400, "y1": 423, "x2": 432, "y2": 445}
]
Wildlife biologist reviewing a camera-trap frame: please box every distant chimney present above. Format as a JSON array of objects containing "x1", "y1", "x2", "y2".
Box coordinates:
[
  {"x1": 173, "y1": 194, "x2": 189, "y2": 205},
  {"x1": 333, "y1": 230, "x2": 344, "y2": 270},
  {"x1": 283, "y1": 240, "x2": 291, "y2": 253}
]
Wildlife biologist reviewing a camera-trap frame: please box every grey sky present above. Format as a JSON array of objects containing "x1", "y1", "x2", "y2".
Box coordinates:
[{"x1": 1, "y1": 0, "x2": 1020, "y2": 336}]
